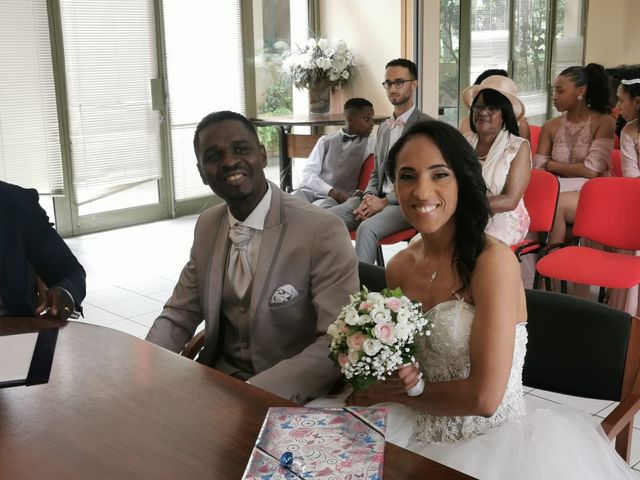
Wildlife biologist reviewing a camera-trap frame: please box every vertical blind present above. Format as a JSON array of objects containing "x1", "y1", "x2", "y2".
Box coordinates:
[
  {"x1": 163, "y1": 0, "x2": 245, "y2": 200},
  {"x1": 60, "y1": 0, "x2": 162, "y2": 205},
  {"x1": 0, "y1": 0, "x2": 63, "y2": 194}
]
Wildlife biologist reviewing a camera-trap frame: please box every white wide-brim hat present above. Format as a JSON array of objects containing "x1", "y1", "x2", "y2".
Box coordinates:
[{"x1": 461, "y1": 75, "x2": 526, "y2": 120}]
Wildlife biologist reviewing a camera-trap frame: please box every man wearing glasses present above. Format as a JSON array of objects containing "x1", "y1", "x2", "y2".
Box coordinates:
[{"x1": 329, "y1": 58, "x2": 432, "y2": 264}]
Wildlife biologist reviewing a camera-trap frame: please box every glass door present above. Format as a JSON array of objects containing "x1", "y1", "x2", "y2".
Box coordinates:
[{"x1": 58, "y1": 0, "x2": 169, "y2": 234}]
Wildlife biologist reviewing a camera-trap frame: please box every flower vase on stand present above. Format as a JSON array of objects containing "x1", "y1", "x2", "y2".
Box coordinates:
[
  {"x1": 308, "y1": 78, "x2": 331, "y2": 114},
  {"x1": 330, "y1": 88, "x2": 345, "y2": 114}
]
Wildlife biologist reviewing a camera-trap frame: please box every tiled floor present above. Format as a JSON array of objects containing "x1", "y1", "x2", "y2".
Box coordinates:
[{"x1": 65, "y1": 216, "x2": 640, "y2": 476}]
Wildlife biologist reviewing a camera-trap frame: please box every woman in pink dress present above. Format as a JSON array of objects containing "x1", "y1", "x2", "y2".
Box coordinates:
[
  {"x1": 609, "y1": 71, "x2": 640, "y2": 316},
  {"x1": 534, "y1": 63, "x2": 615, "y2": 246}
]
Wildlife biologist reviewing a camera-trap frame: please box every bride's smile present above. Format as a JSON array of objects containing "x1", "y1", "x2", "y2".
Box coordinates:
[{"x1": 393, "y1": 135, "x2": 458, "y2": 236}]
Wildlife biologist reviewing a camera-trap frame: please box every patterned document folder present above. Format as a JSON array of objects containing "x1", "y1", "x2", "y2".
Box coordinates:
[{"x1": 242, "y1": 406, "x2": 387, "y2": 479}]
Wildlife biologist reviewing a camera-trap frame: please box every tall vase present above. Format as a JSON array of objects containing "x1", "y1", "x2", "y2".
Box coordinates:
[{"x1": 308, "y1": 78, "x2": 331, "y2": 114}]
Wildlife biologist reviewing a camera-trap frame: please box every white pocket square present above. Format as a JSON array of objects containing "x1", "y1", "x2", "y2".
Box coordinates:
[{"x1": 270, "y1": 284, "x2": 299, "y2": 305}]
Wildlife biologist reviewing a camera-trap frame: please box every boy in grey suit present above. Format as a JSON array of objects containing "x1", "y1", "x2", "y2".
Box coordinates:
[
  {"x1": 329, "y1": 59, "x2": 433, "y2": 264},
  {"x1": 146, "y1": 111, "x2": 359, "y2": 404}
]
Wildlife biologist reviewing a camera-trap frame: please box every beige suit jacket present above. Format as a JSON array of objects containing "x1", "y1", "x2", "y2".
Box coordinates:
[{"x1": 146, "y1": 182, "x2": 359, "y2": 403}]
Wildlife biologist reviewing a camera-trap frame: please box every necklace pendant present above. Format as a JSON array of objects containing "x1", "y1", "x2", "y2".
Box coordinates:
[{"x1": 430, "y1": 271, "x2": 438, "y2": 283}]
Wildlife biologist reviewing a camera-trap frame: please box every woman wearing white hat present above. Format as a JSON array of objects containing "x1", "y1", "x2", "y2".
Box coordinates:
[{"x1": 461, "y1": 75, "x2": 532, "y2": 246}]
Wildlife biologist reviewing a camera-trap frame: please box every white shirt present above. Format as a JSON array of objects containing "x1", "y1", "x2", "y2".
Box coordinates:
[
  {"x1": 382, "y1": 106, "x2": 415, "y2": 196},
  {"x1": 227, "y1": 182, "x2": 272, "y2": 273},
  {"x1": 300, "y1": 130, "x2": 376, "y2": 195}
]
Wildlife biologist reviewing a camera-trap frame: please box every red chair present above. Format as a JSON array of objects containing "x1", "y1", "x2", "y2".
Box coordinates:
[
  {"x1": 536, "y1": 177, "x2": 640, "y2": 300},
  {"x1": 358, "y1": 154, "x2": 375, "y2": 191},
  {"x1": 529, "y1": 125, "x2": 541, "y2": 156},
  {"x1": 511, "y1": 170, "x2": 560, "y2": 288},
  {"x1": 349, "y1": 155, "x2": 417, "y2": 266},
  {"x1": 610, "y1": 149, "x2": 623, "y2": 177}
]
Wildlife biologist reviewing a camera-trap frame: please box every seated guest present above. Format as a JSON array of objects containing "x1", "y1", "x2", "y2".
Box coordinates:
[
  {"x1": 609, "y1": 71, "x2": 640, "y2": 317},
  {"x1": 0, "y1": 181, "x2": 85, "y2": 319},
  {"x1": 617, "y1": 74, "x2": 640, "y2": 177},
  {"x1": 146, "y1": 111, "x2": 358, "y2": 404},
  {"x1": 534, "y1": 63, "x2": 614, "y2": 245},
  {"x1": 459, "y1": 69, "x2": 531, "y2": 141},
  {"x1": 329, "y1": 58, "x2": 432, "y2": 264},
  {"x1": 293, "y1": 97, "x2": 376, "y2": 208},
  {"x1": 461, "y1": 75, "x2": 531, "y2": 245}
]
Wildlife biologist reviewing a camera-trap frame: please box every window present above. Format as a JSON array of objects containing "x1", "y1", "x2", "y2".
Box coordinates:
[
  {"x1": 0, "y1": 0, "x2": 63, "y2": 194},
  {"x1": 60, "y1": 0, "x2": 163, "y2": 215},
  {"x1": 163, "y1": 0, "x2": 245, "y2": 201}
]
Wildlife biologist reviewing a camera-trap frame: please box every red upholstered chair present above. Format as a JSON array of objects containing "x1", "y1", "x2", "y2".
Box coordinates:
[
  {"x1": 511, "y1": 170, "x2": 560, "y2": 288},
  {"x1": 358, "y1": 154, "x2": 375, "y2": 191},
  {"x1": 529, "y1": 124, "x2": 541, "y2": 156},
  {"x1": 536, "y1": 177, "x2": 640, "y2": 300},
  {"x1": 610, "y1": 149, "x2": 623, "y2": 177},
  {"x1": 348, "y1": 154, "x2": 417, "y2": 267}
]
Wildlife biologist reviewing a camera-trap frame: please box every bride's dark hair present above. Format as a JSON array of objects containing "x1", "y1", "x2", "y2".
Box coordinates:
[{"x1": 386, "y1": 120, "x2": 490, "y2": 290}]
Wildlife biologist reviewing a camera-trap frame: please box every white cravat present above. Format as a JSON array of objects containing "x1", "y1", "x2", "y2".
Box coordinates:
[{"x1": 228, "y1": 223, "x2": 253, "y2": 297}]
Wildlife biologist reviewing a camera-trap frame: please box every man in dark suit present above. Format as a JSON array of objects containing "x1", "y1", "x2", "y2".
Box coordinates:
[
  {"x1": 146, "y1": 111, "x2": 359, "y2": 404},
  {"x1": 329, "y1": 58, "x2": 433, "y2": 263},
  {"x1": 0, "y1": 181, "x2": 86, "y2": 319}
]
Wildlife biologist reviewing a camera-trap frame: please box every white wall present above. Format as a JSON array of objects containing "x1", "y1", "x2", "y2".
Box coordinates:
[
  {"x1": 585, "y1": 0, "x2": 639, "y2": 67},
  {"x1": 319, "y1": 0, "x2": 403, "y2": 117}
]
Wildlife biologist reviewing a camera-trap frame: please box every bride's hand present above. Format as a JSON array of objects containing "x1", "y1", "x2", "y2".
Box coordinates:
[
  {"x1": 346, "y1": 375, "x2": 407, "y2": 407},
  {"x1": 397, "y1": 363, "x2": 423, "y2": 393}
]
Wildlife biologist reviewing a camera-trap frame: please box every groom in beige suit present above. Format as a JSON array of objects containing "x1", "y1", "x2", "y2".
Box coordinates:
[{"x1": 146, "y1": 111, "x2": 358, "y2": 404}]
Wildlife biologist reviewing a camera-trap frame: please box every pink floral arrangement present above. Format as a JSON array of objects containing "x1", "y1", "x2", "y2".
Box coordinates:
[{"x1": 328, "y1": 287, "x2": 433, "y2": 391}]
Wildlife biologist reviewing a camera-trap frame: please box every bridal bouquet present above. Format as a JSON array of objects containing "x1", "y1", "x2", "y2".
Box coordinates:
[
  {"x1": 328, "y1": 287, "x2": 433, "y2": 392},
  {"x1": 283, "y1": 37, "x2": 357, "y2": 90}
]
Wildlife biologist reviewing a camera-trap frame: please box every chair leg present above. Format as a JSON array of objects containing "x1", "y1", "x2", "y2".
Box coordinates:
[
  {"x1": 598, "y1": 286, "x2": 606, "y2": 303},
  {"x1": 614, "y1": 423, "x2": 633, "y2": 463},
  {"x1": 533, "y1": 272, "x2": 542, "y2": 290},
  {"x1": 376, "y1": 245, "x2": 385, "y2": 267},
  {"x1": 544, "y1": 276, "x2": 552, "y2": 292},
  {"x1": 560, "y1": 280, "x2": 568, "y2": 294}
]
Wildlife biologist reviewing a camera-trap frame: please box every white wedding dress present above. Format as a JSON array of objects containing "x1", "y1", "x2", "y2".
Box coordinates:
[{"x1": 310, "y1": 297, "x2": 637, "y2": 479}]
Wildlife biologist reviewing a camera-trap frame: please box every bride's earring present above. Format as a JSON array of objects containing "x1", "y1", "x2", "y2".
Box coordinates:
[{"x1": 577, "y1": 95, "x2": 583, "y2": 101}]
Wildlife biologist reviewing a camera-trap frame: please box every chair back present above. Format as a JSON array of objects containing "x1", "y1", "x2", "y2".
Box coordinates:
[
  {"x1": 529, "y1": 124, "x2": 541, "y2": 156},
  {"x1": 358, "y1": 262, "x2": 386, "y2": 292},
  {"x1": 358, "y1": 154, "x2": 375, "y2": 191},
  {"x1": 523, "y1": 289, "x2": 636, "y2": 401},
  {"x1": 610, "y1": 148, "x2": 623, "y2": 177},
  {"x1": 573, "y1": 177, "x2": 640, "y2": 250},
  {"x1": 523, "y1": 169, "x2": 559, "y2": 235},
  {"x1": 286, "y1": 133, "x2": 322, "y2": 159}
]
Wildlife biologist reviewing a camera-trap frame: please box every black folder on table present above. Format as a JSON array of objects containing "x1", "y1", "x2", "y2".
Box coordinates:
[{"x1": 0, "y1": 328, "x2": 58, "y2": 388}]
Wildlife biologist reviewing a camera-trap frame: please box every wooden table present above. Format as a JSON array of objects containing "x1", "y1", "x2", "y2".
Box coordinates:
[
  {"x1": 0, "y1": 319, "x2": 473, "y2": 479},
  {"x1": 251, "y1": 113, "x2": 388, "y2": 192}
]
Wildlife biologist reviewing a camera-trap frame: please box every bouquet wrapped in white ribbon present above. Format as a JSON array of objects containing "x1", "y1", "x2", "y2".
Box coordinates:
[{"x1": 328, "y1": 287, "x2": 433, "y2": 395}]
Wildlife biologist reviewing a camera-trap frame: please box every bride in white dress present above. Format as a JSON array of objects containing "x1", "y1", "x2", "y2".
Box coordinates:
[{"x1": 339, "y1": 120, "x2": 635, "y2": 479}]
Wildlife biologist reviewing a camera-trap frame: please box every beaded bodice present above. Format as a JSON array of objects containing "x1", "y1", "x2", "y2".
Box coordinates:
[
  {"x1": 411, "y1": 298, "x2": 527, "y2": 445},
  {"x1": 552, "y1": 115, "x2": 592, "y2": 164}
]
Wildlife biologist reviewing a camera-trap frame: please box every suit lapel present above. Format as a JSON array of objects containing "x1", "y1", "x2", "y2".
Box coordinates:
[
  {"x1": 377, "y1": 125, "x2": 392, "y2": 194},
  {"x1": 205, "y1": 212, "x2": 229, "y2": 328},
  {"x1": 249, "y1": 183, "x2": 285, "y2": 320}
]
